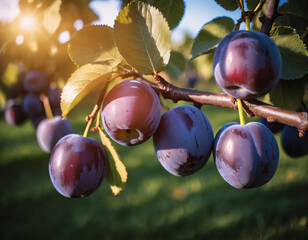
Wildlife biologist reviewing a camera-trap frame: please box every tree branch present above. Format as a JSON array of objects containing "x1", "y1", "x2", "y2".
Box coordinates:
[
  {"x1": 127, "y1": 71, "x2": 308, "y2": 133},
  {"x1": 259, "y1": 0, "x2": 280, "y2": 35}
]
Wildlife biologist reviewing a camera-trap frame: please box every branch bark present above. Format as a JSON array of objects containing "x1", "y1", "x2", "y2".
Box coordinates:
[
  {"x1": 128, "y1": 72, "x2": 308, "y2": 133},
  {"x1": 259, "y1": 0, "x2": 280, "y2": 35}
]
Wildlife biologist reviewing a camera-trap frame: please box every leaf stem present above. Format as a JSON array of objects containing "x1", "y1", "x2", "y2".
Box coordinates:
[{"x1": 237, "y1": 99, "x2": 246, "y2": 125}]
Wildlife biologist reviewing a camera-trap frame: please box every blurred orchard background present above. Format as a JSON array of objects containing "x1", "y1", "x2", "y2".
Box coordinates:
[{"x1": 0, "y1": 0, "x2": 307, "y2": 239}]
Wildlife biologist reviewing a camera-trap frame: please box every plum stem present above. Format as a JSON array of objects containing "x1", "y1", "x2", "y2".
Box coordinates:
[
  {"x1": 40, "y1": 94, "x2": 53, "y2": 120},
  {"x1": 83, "y1": 75, "x2": 120, "y2": 137},
  {"x1": 245, "y1": 17, "x2": 251, "y2": 31},
  {"x1": 237, "y1": 99, "x2": 246, "y2": 125}
]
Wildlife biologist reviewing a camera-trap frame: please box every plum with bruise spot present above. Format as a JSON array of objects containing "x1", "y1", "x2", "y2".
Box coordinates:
[
  {"x1": 153, "y1": 105, "x2": 214, "y2": 176},
  {"x1": 49, "y1": 134, "x2": 108, "y2": 198},
  {"x1": 101, "y1": 80, "x2": 161, "y2": 146},
  {"x1": 213, "y1": 30, "x2": 282, "y2": 99},
  {"x1": 215, "y1": 122, "x2": 279, "y2": 189}
]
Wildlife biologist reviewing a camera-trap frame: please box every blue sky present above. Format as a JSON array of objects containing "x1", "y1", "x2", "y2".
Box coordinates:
[{"x1": 89, "y1": 0, "x2": 288, "y2": 42}]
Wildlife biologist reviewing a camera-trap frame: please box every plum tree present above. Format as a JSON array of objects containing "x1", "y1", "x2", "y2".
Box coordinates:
[
  {"x1": 214, "y1": 122, "x2": 279, "y2": 189},
  {"x1": 49, "y1": 134, "x2": 108, "y2": 198},
  {"x1": 23, "y1": 70, "x2": 49, "y2": 94},
  {"x1": 4, "y1": 99, "x2": 28, "y2": 126},
  {"x1": 1, "y1": 0, "x2": 307, "y2": 198},
  {"x1": 101, "y1": 80, "x2": 161, "y2": 146},
  {"x1": 153, "y1": 105, "x2": 214, "y2": 176},
  {"x1": 36, "y1": 115, "x2": 74, "y2": 153},
  {"x1": 213, "y1": 30, "x2": 282, "y2": 100},
  {"x1": 281, "y1": 125, "x2": 308, "y2": 158}
]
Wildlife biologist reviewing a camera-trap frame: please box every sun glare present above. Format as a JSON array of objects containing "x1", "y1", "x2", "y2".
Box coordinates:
[{"x1": 19, "y1": 15, "x2": 36, "y2": 32}]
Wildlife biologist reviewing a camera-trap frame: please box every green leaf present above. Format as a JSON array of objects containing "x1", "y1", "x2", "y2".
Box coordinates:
[
  {"x1": 164, "y1": 51, "x2": 186, "y2": 78},
  {"x1": 246, "y1": 0, "x2": 261, "y2": 11},
  {"x1": 68, "y1": 25, "x2": 123, "y2": 67},
  {"x1": 43, "y1": 0, "x2": 62, "y2": 35},
  {"x1": 214, "y1": 0, "x2": 238, "y2": 11},
  {"x1": 140, "y1": 0, "x2": 185, "y2": 29},
  {"x1": 191, "y1": 17, "x2": 234, "y2": 59},
  {"x1": 98, "y1": 127, "x2": 127, "y2": 196},
  {"x1": 61, "y1": 64, "x2": 113, "y2": 116},
  {"x1": 271, "y1": 26, "x2": 308, "y2": 80},
  {"x1": 114, "y1": 1, "x2": 171, "y2": 75},
  {"x1": 270, "y1": 77, "x2": 307, "y2": 111}
]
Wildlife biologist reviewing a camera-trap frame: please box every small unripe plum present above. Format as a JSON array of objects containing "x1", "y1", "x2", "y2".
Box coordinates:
[
  {"x1": 215, "y1": 122, "x2": 279, "y2": 189},
  {"x1": 281, "y1": 125, "x2": 308, "y2": 158},
  {"x1": 4, "y1": 99, "x2": 28, "y2": 126},
  {"x1": 259, "y1": 117, "x2": 284, "y2": 134},
  {"x1": 213, "y1": 122, "x2": 238, "y2": 162},
  {"x1": 213, "y1": 30, "x2": 282, "y2": 99},
  {"x1": 23, "y1": 71, "x2": 49, "y2": 94},
  {"x1": 101, "y1": 80, "x2": 161, "y2": 146},
  {"x1": 49, "y1": 134, "x2": 108, "y2": 198},
  {"x1": 21, "y1": 93, "x2": 44, "y2": 117},
  {"x1": 37, "y1": 116, "x2": 74, "y2": 153},
  {"x1": 153, "y1": 105, "x2": 214, "y2": 176}
]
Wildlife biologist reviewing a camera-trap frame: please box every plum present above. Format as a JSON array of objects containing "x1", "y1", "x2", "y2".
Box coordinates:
[
  {"x1": 47, "y1": 85, "x2": 61, "y2": 108},
  {"x1": 215, "y1": 122, "x2": 279, "y2": 189},
  {"x1": 101, "y1": 80, "x2": 161, "y2": 146},
  {"x1": 36, "y1": 116, "x2": 74, "y2": 153},
  {"x1": 49, "y1": 134, "x2": 108, "y2": 198},
  {"x1": 21, "y1": 93, "x2": 44, "y2": 117},
  {"x1": 213, "y1": 30, "x2": 282, "y2": 99},
  {"x1": 23, "y1": 70, "x2": 49, "y2": 94},
  {"x1": 281, "y1": 125, "x2": 308, "y2": 158},
  {"x1": 153, "y1": 105, "x2": 214, "y2": 176},
  {"x1": 4, "y1": 99, "x2": 28, "y2": 126},
  {"x1": 259, "y1": 118, "x2": 284, "y2": 134},
  {"x1": 213, "y1": 122, "x2": 238, "y2": 162}
]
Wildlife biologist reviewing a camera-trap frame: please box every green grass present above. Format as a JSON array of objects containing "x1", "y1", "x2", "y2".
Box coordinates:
[{"x1": 1, "y1": 105, "x2": 308, "y2": 240}]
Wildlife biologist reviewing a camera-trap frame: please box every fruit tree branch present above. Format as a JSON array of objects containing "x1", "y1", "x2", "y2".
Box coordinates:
[
  {"x1": 259, "y1": 0, "x2": 280, "y2": 35},
  {"x1": 126, "y1": 71, "x2": 308, "y2": 133}
]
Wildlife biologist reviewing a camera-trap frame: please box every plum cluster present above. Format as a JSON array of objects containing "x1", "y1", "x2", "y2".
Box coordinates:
[
  {"x1": 4, "y1": 70, "x2": 73, "y2": 153},
  {"x1": 48, "y1": 30, "x2": 306, "y2": 198}
]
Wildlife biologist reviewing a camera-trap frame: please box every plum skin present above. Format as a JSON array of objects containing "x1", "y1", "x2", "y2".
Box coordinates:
[
  {"x1": 213, "y1": 122, "x2": 238, "y2": 162},
  {"x1": 49, "y1": 134, "x2": 108, "y2": 198},
  {"x1": 215, "y1": 122, "x2": 279, "y2": 189},
  {"x1": 213, "y1": 30, "x2": 282, "y2": 100},
  {"x1": 101, "y1": 80, "x2": 161, "y2": 146},
  {"x1": 36, "y1": 116, "x2": 74, "y2": 153},
  {"x1": 281, "y1": 125, "x2": 308, "y2": 158},
  {"x1": 259, "y1": 117, "x2": 284, "y2": 134},
  {"x1": 4, "y1": 99, "x2": 28, "y2": 126},
  {"x1": 23, "y1": 70, "x2": 49, "y2": 94},
  {"x1": 153, "y1": 105, "x2": 214, "y2": 177}
]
